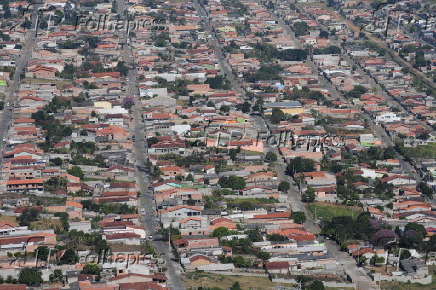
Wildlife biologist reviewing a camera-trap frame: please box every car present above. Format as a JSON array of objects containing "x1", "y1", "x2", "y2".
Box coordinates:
[{"x1": 148, "y1": 235, "x2": 153, "y2": 240}]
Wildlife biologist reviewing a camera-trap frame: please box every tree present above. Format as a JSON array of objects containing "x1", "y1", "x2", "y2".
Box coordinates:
[
  {"x1": 294, "y1": 21, "x2": 310, "y2": 36},
  {"x1": 67, "y1": 166, "x2": 84, "y2": 180},
  {"x1": 58, "y1": 249, "x2": 77, "y2": 264},
  {"x1": 256, "y1": 251, "x2": 271, "y2": 261},
  {"x1": 36, "y1": 246, "x2": 50, "y2": 261},
  {"x1": 287, "y1": 157, "x2": 315, "y2": 174},
  {"x1": 51, "y1": 157, "x2": 63, "y2": 166},
  {"x1": 247, "y1": 227, "x2": 263, "y2": 242},
  {"x1": 370, "y1": 230, "x2": 399, "y2": 246},
  {"x1": 400, "y1": 249, "x2": 411, "y2": 260},
  {"x1": 49, "y1": 269, "x2": 64, "y2": 283},
  {"x1": 319, "y1": 30, "x2": 329, "y2": 38},
  {"x1": 18, "y1": 268, "x2": 43, "y2": 286},
  {"x1": 295, "y1": 275, "x2": 312, "y2": 289},
  {"x1": 302, "y1": 187, "x2": 316, "y2": 202},
  {"x1": 205, "y1": 75, "x2": 231, "y2": 90},
  {"x1": 157, "y1": 228, "x2": 180, "y2": 241},
  {"x1": 267, "y1": 233, "x2": 286, "y2": 241},
  {"x1": 236, "y1": 101, "x2": 251, "y2": 113},
  {"x1": 17, "y1": 208, "x2": 40, "y2": 226},
  {"x1": 404, "y1": 223, "x2": 427, "y2": 237},
  {"x1": 307, "y1": 280, "x2": 325, "y2": 290},
  {"x1": 265, "y1": 151, "x2": 277, "y2": 163},
  {"x1": 426, "y1": 235, "x2": 436, "y2": 251},
  {"x1": 152, "y1": 165, "x2": 162, "y2": 178},
  {"x1": 278, "y1": 181, "x2": 290, "y2": 193},
  {"x1": 231, "y1": 281, "x2": 242, "y2": 290},
  {"x1": 212, "y1": 227, "x2": 231, "y2": 237},
  {"x1": 220, "y1": 105, "x2": 230, "y2": 113},
  {"x1": 186, "y1": 173, "x2": 194, "y2": 182},
  {"x1": 278, "y1": 49, "x2": 308, "y2": 61},
  {"x1": 290, "y1": 211, "x2": 306, "y2": 224},
  {"x1": 186, "y1": 198, "x2": 195, "y2": 206},
  {"x1": 344, "y1": 85, "x2": 368, "y2": 99},
  {"x1": 81, "y1": 263, "x2": 100, "y2": 276},
  {"x1": 2, "y1": 3, "x2": 11, "y2": 19},
  {"x1": 218, "y1": 175, "x2": 246, "y2": 190},
  {"x1": 122, "y1": 97, "x2": 135, "y2": 109},
  {"x1": 370, "y1": 254, "x2": 385, "y2": 266},
  {"x1": 270, "y1": 108, "x2": 284, "y2": 124}
]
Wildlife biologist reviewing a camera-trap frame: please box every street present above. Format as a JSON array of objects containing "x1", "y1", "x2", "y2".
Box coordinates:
[{"x1": 116, "y1": 0, "x2": 185, "y2": 288}]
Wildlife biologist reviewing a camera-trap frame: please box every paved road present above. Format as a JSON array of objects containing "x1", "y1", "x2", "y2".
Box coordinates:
[
  {"x1": 193, "y1": 0, "x2": 246, "y2": 98},
  {"x1": 261, "y1": 3, "x2": 378, "y2": 289},
  {"x1": 115, "y1": 1, "x2": 185, "y2": 289},
  {"x1": 0, "y1": 5, "x2": 39, "y2": 180}
]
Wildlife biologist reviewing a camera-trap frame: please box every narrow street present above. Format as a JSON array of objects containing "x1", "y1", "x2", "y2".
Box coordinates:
[
  {"x1": 0, "y1": 6, "x2": 39, "y2": 166},
  {"x1": 116, "y1": 0, "x2": 185, "y2": 288},
  {"x1": 193, "y1": 0, "x2": 246, "y2": 98}
]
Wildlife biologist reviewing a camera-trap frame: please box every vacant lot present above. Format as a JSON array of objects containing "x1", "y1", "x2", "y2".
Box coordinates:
[
  {"x1": 182, "y1": 272, "x2": 294, "y2": 289},
  {"x1": 308, "y1": 203, "x2": 363, "y2": 221}
]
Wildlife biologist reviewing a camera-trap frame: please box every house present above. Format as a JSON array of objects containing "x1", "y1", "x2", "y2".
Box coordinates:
[
  {"x1": 104, "y1": 233, "x2": 142, "y2": 245},
  {"x1": 148, "y1": 141, "x2": 186, "y2": 154},
  {"x1": 6, "y1": 178, "x2": 44, "y2": 192},
  {"x1": 375, "y1": 112, "x2": 401, "y2": 124},
  {"x1": 380, "y1": 175, "x2": 416, "y2": 186},
  {"x1": 158, "y1": 206, "x2": 202, "y2": 227},
  {"x1": 266, "y1": 262, "x2": 291, "y2": 274}
]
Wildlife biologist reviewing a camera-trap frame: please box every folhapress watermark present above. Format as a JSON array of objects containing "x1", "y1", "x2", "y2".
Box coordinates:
[{"x1": 74, "y1": 14, "x2": 167, "y2": 33}]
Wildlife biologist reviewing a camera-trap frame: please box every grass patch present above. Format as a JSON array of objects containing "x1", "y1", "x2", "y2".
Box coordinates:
[
  {"x1": 0, "y1": 215, "x2": 19, "y2": 225},
  {"x1": 308, "y1": 202, "x2": 363, "y2": 221},
  {"x1": 182, "y1": 272, "x2": 294, "y2": 289},
  {"x1": 400, "y1": 142, "x2": 436, "y2": 159},
  {"x1": 30, "y1": 218, "x2": 62, "y2": 231},
  {"x1": 240, "y1": 149, "x2": 263, "y2": 155},
  {"x1": 380, "y1": 281, "x2": 436, "y2": 290}
]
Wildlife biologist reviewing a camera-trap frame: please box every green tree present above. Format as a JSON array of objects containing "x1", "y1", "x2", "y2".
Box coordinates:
[
  {"x1": 218, "y1": 176, "x2": 246, "y2": 190},
  {"x1": 49, "y1": 269, "x2": 64, "y2": 283},
  {"x1": 212, "y1": 227, "x2": 231, "y2": 237},
  {"x1": 67, "y1": 166, "x2": 85, "y2": 180},
  {"x1": 36, "y1": 246, "x2": 50, "y2": 261},
  {"x1": 294, "y1": 21, "x2": 310, "y2": 36},
  {"x1": 236, "y1": 101, "x2": 251, "y2": 113},
  {"x1": 302, "y1": 187, "x2": 316, "y2": 203},
  {"x1": 290, "y1": 211, "x2": 306, "y2": 224},
  {"x1": 256, "y1": 251, "x2": 271, "y2": 261},
  {"x1": 278, "y1": 181, "x2": 290, "y2": 193},
  {"x1": 231, "y1": 281, "x2": 242, "y2": 290},
  {"x1": 370, "y1": 254, "x2": 385, "y2": 266},
  {"x1": 220, "y1": 105, "x2": 230, "y2": 113},
  {"x1": 267, "y1": 233, "x2": 286, "y2": 241},
  {"x1": 287, "y1": 157, "x2": 315, "y2": 174},
  {"x1": 18, "y1": 268, "x2": 43, "y2": 286},
  {"x1": 247, "y1": 227, "x2": 263, "y2": 242},
  {"x1": 58, "y1": 249, "x2": 77, "y2": 264},
  {"x1": 270, "y1": 108, "x2": 284, "y2": 124},
  {"x1": 17, "y1": 208, "x2": 40, "y2": 226},
  {"x1": 50, "y1": 157, "x2": 63, "y2": 166},
  {"x1": 81, "y1": 263, "x2": 100, "y2": 275},
  {"x1": 2, "y1": 3, "x2": 11, "y2": 18},
  {"x1": 186, "y1": 173, "x2": 194, "y2": 182},
  {"x1": 307, "y1": 280, "x2": 325, "y2": 290},
  {"x1": 265, "y1": 151, "x2": 277, "y2": 163}
]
